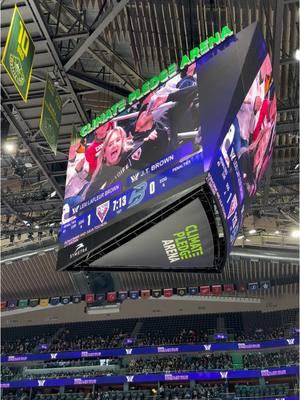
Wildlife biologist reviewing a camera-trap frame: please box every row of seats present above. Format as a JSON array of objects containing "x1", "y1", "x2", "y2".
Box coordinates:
[
  {"x1": 234, "y1": 383, "x2": 290, "y2": 397},
  {"x1": 2, "y1": 310, "x2": 299, "y2": 356}
]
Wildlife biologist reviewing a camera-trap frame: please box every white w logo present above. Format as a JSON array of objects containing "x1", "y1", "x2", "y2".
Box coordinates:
[
  {"x1": 38, "y1": 380, "x2": 45, "y2": 387},
  {"x1": 50, "y1": 353, "x2": 57, "y2": 359},
  {"x1": 220, "y1": 372, "x2": 228, "y2": 379},
  {"x1": 72, "y1": 205, "x2": 79, "y2": 214},
  {"x1": 130, "y1": 173, "x2": 139, "y2": 183},
  {"x1": 204, "y1": 345, "x2": 211, "y2": 351},
  {"x1": 287, "y1": 339, "x2": 295, "y2": 345},
  {"x1": 125, "y1": 349, "x2": 133, "y2": 355},
  {"x1": 126, "y1": 376, "x2": 134, "y2": 382}
]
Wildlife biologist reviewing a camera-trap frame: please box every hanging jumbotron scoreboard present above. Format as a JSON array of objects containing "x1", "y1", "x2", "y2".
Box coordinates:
[{"x1": 57, "y1": 22, "x2": 277, "y2": 272}]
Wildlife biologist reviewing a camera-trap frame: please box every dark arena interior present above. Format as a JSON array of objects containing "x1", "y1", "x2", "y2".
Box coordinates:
[{"x1": 0, "y1": 0, "x2": 299, "y2": 399}]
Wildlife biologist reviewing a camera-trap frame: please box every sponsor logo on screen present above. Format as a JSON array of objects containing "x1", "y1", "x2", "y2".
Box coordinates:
[
  {"x1": 220, "y1": 372, "x2": 228, "y2": 379},
  {"x1": 81, "y1": 351, "x2": 102, "y2": 357},
  {"x1": 286, "y1": 339, "x2": 295, "y2": 345},
  {"x1": 69, "y1": 242, "x2": 88, "y2": 260},
  {"x1": 7, "y1": 356, "x2": 27, "y2": 362},
  {"x1": 38, "y1": 380, "x2": 46, "y2": 387},
  {"x1": 126, "y1": 376, "x2": 134, "y2": 382},
  {"x1": 164, "y1": 374, "x2": 189, "y2": 381},
  {"x1": 261, "y1": 369, "x2": 287, "y2": 377},
  {"x1": 96, "y1": 201, "x2": 110, "y2": 223},
  {"x1": 127, "y1": 181, "x2": 147, "y2": 209},
  {"x1": 237, "y1": 343, "x2": 261, "y2": 349},
  {"x1": 125, "y1": 349, "x2": 133, "y2": 355},
  {"x1": 0, "y1": 383, "x2": 10, "y2": 388},
  {"x1": 157, "y1": 347, "x2": 179, "y2": 353},
  {"x1": 204, "y1": 345, "x2": 212, "y2": 351},
  {"x1": 162, "y1": 224, "x2": 203, "y2": 263},
  {"x1": 50, "y1": 353, "x2": 58, "y2": 359},
  {"x1": 227, "y1": 194, "x2": 238, "y2": 220},
  {"x1": 74, "y1": 378, "x2": 97, "y2": 385}
]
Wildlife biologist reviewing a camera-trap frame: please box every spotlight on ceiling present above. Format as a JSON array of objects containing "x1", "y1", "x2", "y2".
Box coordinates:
[
  {"x1": 248, "y1": 229, "x2": 257, "y2": 235},
  {"x1": 275, "y1": 230, "x2": 280, "y2": 235},
  {"x1": 291, "y1": 230, "x2": 300, "y2": 238},
  {"x1": 3, "y1": 141, "x2": 17, "y2": 154},
  {"x1": 295, "y1": 49, "x2": 300, "y2": 61}
]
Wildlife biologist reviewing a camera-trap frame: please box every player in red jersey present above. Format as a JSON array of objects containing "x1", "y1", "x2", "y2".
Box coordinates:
[{"x1": 85, "y1": 121, "x2": 114, "y2": 176}]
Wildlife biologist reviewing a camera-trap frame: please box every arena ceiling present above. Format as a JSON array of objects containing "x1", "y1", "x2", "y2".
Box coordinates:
[{"x1": 0, "y1": 0, "x2": 299, "y2": 299}]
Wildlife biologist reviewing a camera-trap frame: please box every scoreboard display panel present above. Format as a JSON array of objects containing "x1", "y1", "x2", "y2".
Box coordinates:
[{"x1": 57, "y1": 22, "x2": 276, "y2": 272}]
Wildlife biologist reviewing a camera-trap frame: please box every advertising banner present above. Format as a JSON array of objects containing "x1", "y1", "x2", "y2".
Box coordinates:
[
  {"x1": 1, "y1": 367, "x2": 298, "y2": 389},
  {"x1": 90, "y1": 198, "x2": 214, "y2": 270},
  {"x1": 40, "y1": 74, "x2": 63, "y2": 155},
  {"x1": 1, "y1": 6, "x2": 35, "y2": 101},
  {"x1": 1, "y1": 337, "x2": 298, "y2": 364}
]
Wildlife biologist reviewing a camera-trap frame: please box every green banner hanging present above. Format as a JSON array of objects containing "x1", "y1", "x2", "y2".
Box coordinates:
[
  {"x1": 1, "y1": 5, "x2": 35, "y2": 102},
  {"x1": 40, "y1": 74, "x2": 63, "y2": 155}
]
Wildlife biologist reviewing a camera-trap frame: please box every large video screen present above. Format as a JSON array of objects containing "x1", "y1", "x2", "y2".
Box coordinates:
[
  {"x1": 57, "y1": 22, "x2": 275, "y2": 271},
  {"x1": 207, "y1": 54, "x2": 276, "y2": 247},
  {"x1": 60, "y1": 61, "x2": 206, "y2": 248}
]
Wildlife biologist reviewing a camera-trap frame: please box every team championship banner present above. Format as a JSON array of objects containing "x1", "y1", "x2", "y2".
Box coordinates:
[
  {"x1": 1, "y1": 366, "x2": 298, "y2": 389},
  {"x1": 2, "y1": 337, "x2": 298, "y2": 363},
  {"x1": 0, "y1": 281, "x2": 272, "y2": 311}
]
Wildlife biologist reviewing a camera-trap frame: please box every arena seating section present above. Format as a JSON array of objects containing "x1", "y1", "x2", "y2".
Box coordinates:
[
  {"x1": 1, "y1": 310, "x2": 299, "y2": 400},
  {"x1": 2, "y1": 309, "x2": 298, "y2": 355}
]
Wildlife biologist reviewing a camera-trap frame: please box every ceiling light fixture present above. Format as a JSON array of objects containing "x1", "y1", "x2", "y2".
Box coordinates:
[
  {"x1": 295, "y1": 49, "x2": 300, "y2": 61},
  {"x1": 3, "y1": 142, "x2": 16, "y2": 154},
  {"x1": 249, "y1": 229, "x2": 257, "y2": 235},
  {"x1": 291, "y1": 230, "x2": 300, "y2": 238}
]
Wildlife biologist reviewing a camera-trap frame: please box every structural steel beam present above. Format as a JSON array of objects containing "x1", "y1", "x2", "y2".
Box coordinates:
[
  {"x1": 25, "y1": 0, "x2": 88, "y2": 123},
  {"x1": 277, "y1": 106, "x2": 299, "y2": 113},
  {"x1": 39, "y1": 0, "x2": 140, "y2": 91},
  {"x1": 87, "y1": 48, "x2": 135, "y2": 91},
  {"x1": 95, "y1": 37, "x2": 144, "y2": 83},
  {"x1": 64, "y1": 0, "x2": 130, "y2": 71},
  {"x1": 1, "y1": 196, "x2": 31, "y2": 223},
  {"x1": 1, "y1": 32, "x2": 89, "y2": 49},
  {"x1": 278, "y1": 208, "x2": 299, "y2": 225},
  {"x1": 67, "y1": 70, "x2": 130, "y2": 98},
  {"x1": 280, "y1": 57, "x2": 299, "y2": 65},
  {"x1": 276, "y1": 122, "x2": 299, "y2": 133},
  {"x1": 1, "y1": 104, "x2": 64, "y2": 200}
]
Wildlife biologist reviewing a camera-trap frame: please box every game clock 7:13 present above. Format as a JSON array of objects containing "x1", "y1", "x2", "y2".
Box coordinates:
[{"x1": 113, "y1": 195, "x2": 127, "y2": 211}]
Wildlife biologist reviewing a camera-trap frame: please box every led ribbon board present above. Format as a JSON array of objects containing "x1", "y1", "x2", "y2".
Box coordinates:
[
  {"x1": 1, "y1": 367, "x2": 298, "y2": 389},
  {"x1": 1, "y1": 337, "x2": 298, "y2": 363},
  {"x1": 57, "y1": 22, "x2": 276, "y2": 272}
]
